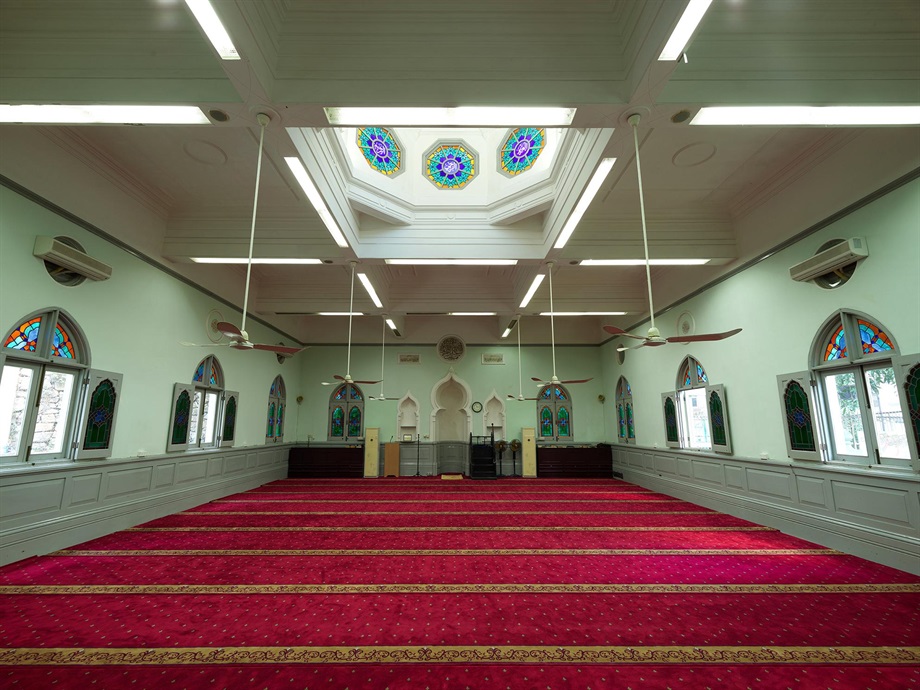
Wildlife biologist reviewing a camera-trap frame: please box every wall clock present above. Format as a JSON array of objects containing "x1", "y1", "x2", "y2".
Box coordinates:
[{"x1": 471, "y1": 401, "x2": 483, "y2": 413}]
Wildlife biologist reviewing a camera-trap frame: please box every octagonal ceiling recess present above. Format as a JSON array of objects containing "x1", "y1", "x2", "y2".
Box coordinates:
[{"x1": 286, "y1": 125, "x2": 614, "y2": 260}]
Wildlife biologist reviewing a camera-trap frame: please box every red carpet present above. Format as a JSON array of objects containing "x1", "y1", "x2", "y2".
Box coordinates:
[{"x1": 1, "y1": 477, "x2": 918, "y2": 688}]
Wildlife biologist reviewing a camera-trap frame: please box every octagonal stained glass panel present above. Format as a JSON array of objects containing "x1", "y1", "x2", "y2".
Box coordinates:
[
  {"x1": 357, "y1": 127, "x2": 401, "y2": 175},
  {"x1": 425, "y1": 143, "x2": 476, "y2": 189},
  {"x1": 499, "y1": 127, "x2": 545, "y2": 175}
]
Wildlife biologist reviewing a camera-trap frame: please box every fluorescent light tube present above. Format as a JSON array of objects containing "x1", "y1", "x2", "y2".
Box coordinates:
[
  {"x1": 385, "y1": 319, "x2": 398, "y2": 331},
  {"x1": 191, "y1": 257, "x2": 322, "y2": 265},
  {"x1": 318, "y1": 312, "x2": 364, "y2": 316},
  {"x1": 659, "y1": 0, "x2": 713, "y2": 61},
  {"x1": 519, "y1": 274, "x2": 545, "y2": 309},
  {"x1": 184, "y1": 0, "x2": 240, "y2": 59},
  {"x1": 449, "y1": 312, "x2": 497, "y2": 316},
  {"x1": 501, "y1": 327, "x2": 513, "y2": 338},
  {"x1": 357, "y1": 273, "x2": 383, "y2": 308},
  {"x1": 385, "y1": 259, "x2": 518, "y2": 266},
  {"x1": 0, "y1": 104, "x2": 210, "y2": 125},
  {"x1": 324, "y1": 107, "x2": 576, "y2": 127},
  {"x1": 580, "y1": 259, "x2": 711, "y2": 266},
  {"x1": 690, "y1": 106, "x2": 920, "y2": 126},
  {"x1": 553, "y1": 158, "x2": 616, "y2": 249},
  {"x1": 539, "y1": 312, "x2": 628, "y2": 316},
  {"x1": 284, "y1": 157, "x2": 350, "y2": 248}
]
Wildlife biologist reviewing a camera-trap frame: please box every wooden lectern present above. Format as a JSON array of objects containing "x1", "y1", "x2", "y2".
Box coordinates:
[{"x1": 384, "y1": 443, "x2": 401, "y2": 477}]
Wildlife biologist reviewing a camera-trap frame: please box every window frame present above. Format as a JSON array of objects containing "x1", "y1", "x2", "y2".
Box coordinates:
[
  {"x1": 266, "y1": 375, "x2": 285, "y2": 444},
  {"x1": 536, "y1": 383, "x2": 573, "y2": 442},
  {"x1": 167, "y1": 355, "x2": 228, "y2": 453},
  {"x1": 328, "y1": 382, "x2": 364, "y2": 441},
  {"x1": 615, "y1": 376, "x2": 634, "y2": 445}
]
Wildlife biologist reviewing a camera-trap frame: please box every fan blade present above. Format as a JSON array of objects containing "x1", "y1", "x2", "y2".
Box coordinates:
[
  {"x1": 252, "y1": 343, "x2": 303, "y2": 356},
  {"x1": 559, "y1": 378, "x2": 593, "y2": 384},
  {"x1": 617, "y1": 342, "x2": 649, "y2": 352},
  {"x1": 667, "y1": 328, "x2": 742, "y2": 344},
  {"x1": 180, "y1": 341, "x2": 229, "y2": 348},
  {"x1": 351, "y1": 379, "x2": 382, "y2": 385},
  {"x1": 215, "y1": 321, "x2": 244, "y2": 340},
  {"x1": 602, "y1": 325, "x2": 647, "y2": 340}
]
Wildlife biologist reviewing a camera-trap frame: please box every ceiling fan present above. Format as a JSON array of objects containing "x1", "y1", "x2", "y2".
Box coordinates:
[
  {"x1": 369, "y1": 316, "x2": 396, "y2": 401},
  {"x1": 507, "y1": 316, "x2": 537, "y2": 401},
  {"x1": 181, "y1": 113, "x2": 304, "y2": 357},
  {"x1": 321, "y1": 261, "x2": 382, "y2": 387},
  {"x1": 531, "y1": 262, "x2": 592, "y2": 386},
  {"x1": 602, "y1": 113, "x2": 741, "y2": 352}
]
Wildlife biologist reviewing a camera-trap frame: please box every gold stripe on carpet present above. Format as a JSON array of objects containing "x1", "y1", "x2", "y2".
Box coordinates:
[
  {"x1": 54, "y1": 548, "x2": 840, "y2": 557},
  {"x1": 3, "y1": 583, "x2": 917, "y2": 595},
  {"x1": 213, "y1": 498, "x2": 681, "y2": 503},
  {"x1": 179, "y1": 510, "x2": 715, "y2": 515},
  {"x1": 2, "y1": 645, "x2": 917, "y2": 665},
  {"x1": 247, "y1": 490, "x2": 658, "y2": 494},
  {"x1": 127, "y1": 526, "x2": 776, "y2": 532}
]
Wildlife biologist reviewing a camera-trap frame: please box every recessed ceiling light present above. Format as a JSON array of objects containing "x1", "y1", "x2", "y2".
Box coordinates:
[
  {"x1": 553, "y1": 158, "x2": 616, "y2": 249},
  {"x1": 385, "y1": 259, "x2": 518, "y2": 266},
  {"x1": 284, "y1": 157, "x2": 350, "y2": 249},
  {"x1": 184, "y1": 0, "x2": 240, "y2": 60},
  {"x1": 318, "y1": 312, "x2": 364, "y2": 316},
  {"x1": 501, "y1": 327, "x2": 513, "y2": 338},
  {"x1": 539, "y1": 312, "x2": 628, "y2": 316},
  {"x1": 519, "y1": 274, "x2": 545, "y2": 309},
  {"x1": 449, "y1": 312, "x2": 497, "y2": 316},
  {"x1": 690, "y1": 106, "x2": 920, "y2": 126},
  {"x1": 658, "y1": 0, "x2": 713, "y2": 61},
  {"x1": 385, "y1": 318, "x2": 399, "y2": 331},
  {"x1": 324, "y1": 107, "x2": 576, "y2": 127},
  {"x1": 0, "y1": 104, "x2": 210, "y2": 125},
  {"x1": 357, "y1": 273, "x2": 383, "y2": 308},
  {"x1": 190, "y1": 257, "x2": 322, "y2": 265},
  {"x1": 580, "y1": 259, "x2": 711, "y2": 266}
]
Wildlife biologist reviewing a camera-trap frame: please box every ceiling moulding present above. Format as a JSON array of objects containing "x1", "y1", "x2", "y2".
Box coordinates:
[{"x1": 540, "y1": 128, "x2": 616, "y2": 249}]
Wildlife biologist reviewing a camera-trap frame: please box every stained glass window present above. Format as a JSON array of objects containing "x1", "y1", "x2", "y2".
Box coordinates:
[
  {"x1": 172, "y1": 390, "x2": 191, "y2": 445},
  {"x1": 857, "y1": 319, "x2": 893, "y2": 354},
  {"x1": 554, "y1": 387, "x2": 567, "y2": 400},
  {"x1": 904, "y1": 364, "x2": 920, "y2": 452},
  {"x1": 277, "y1": 404, "x2": 284, "y2": 437},
  {"x1": 540, "y1": 407, "x2": 553, "y2": 437},
  {"x1": 682, "y1": 364, "x2": 692, "y2": 388},
  {"x1": 678, "y1": 357, "x2": 707, "y2": 389},
  {"x1": 82, "y1": 379, "x2": 115, "y2": 450},
  {"x1": 5, "y1": 317, "x2": 41, "y2": 352},
  {"x1": 783, "y1": 381, "x2": 816, "y2": 452},
  {"x1": 626, "y1": 402, "x2": 635, "y2": 439},
  {"x1": 824, "y1": 324, "x2": 847, "y2": 361},
  {"x1": 697, "y1": 364, "x2": 708, "y2": 383},
  {"x1": 222, "y1": 395, "x2": 237, "y2": 442},
  {"x1": 209, "y1": 360, "x2": 220, "y2": 386},
  {"x1": 348, "y1": 406, "x2": 362, "y2": 437},
  {"x1": 334, "y1": 386, "x2": 347, "y2": 401},
  {"x1": 499, "y1": 128, "x2": 545, "y2": 175},
  {"x1": 617, "y1": 404, "x2": 626, "y2": 439},
  {"x1": 267, "y1": 402, "x2": 276, "y2": 438},
  {"x1": 270, "y1": 378, "x2": 283, "y2": 397},
  {"x1": 350, "y1": 387, "x2": 363, "y2": 401},
  {"x1": 194, "y1": 362, "x2": 205, "y2": 382},
  {"x1": 331, "y1": 406, "x2": 344, "y2": 437},
  {"x1": 52, "y1": 324, "x2": 74, "y2": 358},
  {"x1": 664, "y1": 396, "x2": 679, "y2": 444},
  {"x1": 426, "y1": 143, "x2": 475, "y2": 189},
  {"x1": 357, "y1": 127, "x2": 401, "y2": 175},
  {"x1": 557, "y1": 407, "x2": 570, "y2": 437},
  {"x1": 709, "y1": 389, "x2": 726, "y2": 447},
  {"x1": 540, "y1": 388, "x2": 553, "y2": 400}
]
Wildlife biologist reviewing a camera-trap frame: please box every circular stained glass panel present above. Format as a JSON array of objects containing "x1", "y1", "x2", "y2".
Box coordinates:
[
  {"x1": 426, "y1": 144, "x2": 475, "y2": 189},
  {"x1": 500, "y1": 127, "x2": 545, "y2": 175},
  {"x1": 357, "y1": 127, "x2": 401, "y2": 175}
]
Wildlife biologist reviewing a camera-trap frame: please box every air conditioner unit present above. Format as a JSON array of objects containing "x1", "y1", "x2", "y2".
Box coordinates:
[
  {"x1": 789, "y1": 237, "x2": 868, "y2": 283},
  {"x1": 33, "y1": 236, "x2": 112, "y2": 281}
]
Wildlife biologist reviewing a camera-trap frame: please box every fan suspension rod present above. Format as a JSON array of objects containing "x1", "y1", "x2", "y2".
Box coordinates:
[
  {"x1": 517, "y1": 316, "x2": 523, "y2": 397},
  {"x1": 630, "y1": 114, "x2": 656, "y2": 332},
  {"x1": 548, "y1": 262, "x2": 557, "y2": 379},
  {"x1": 379, "y1": 316, "x2": 386, "y2": 397},
  {"x1": 346, "y1": 261, "x2": 356, "y2": 377},
  {"x1": 241, "y1": 113, "x2": 269, "y2": 335}
]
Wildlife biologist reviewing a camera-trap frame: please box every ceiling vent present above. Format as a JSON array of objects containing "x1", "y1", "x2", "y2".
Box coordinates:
[
  {"x1": 33, "y1": 236, "x2": 112, "y2": 281},
  {"x1": 789, "y1": 238, "x2": 867, "y2": 283}
]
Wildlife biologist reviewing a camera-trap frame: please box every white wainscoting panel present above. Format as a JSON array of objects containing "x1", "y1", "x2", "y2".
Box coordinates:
[
  {"x1": 70, "y1": 473, "x2": 102, "y2": 507},
  {"x1": 105, "y1": 466, "x2": 153, "y2": 499},
  {"x1": 155, "y1": 464, "x2": 176, "y2": 488},
  {"x1": 746, "y1": 468, "x2": 794, "y2": 501},
  {"x1": 0, "y1": 478, "x2": 65, "y2": 520},
  {"x1": 832, "y1": 481, "x2": 911, "y2": 526},
  {"x1": 725, "y1": 465, "x2": 745, "y2": 490},
  {"x1": 796, "y1": 476, "x2": 828, "y2": 508},
  {"x1": 691, "y1": 459, "x2": 723, "y2": 486}
]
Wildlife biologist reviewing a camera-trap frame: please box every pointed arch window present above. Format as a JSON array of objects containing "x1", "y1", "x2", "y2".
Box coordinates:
[
  {"x1": 329, "y1": 382, "x2": 364, "y2": 441},
  {"x1": 168, "y1": 355, "x2": 236, "y2": 452},
  {"x1": 267, "y1": 375, "x2": 286, "y2": 443},
  {"x1": 2, "y1": 308, "x2": 122, "y2": 464},
  {"x1": 780, "y1": 310, "x2": 915, "y2": 468},
  {"x1": 536, "y1": 383, "x2": 573, "y2": 441},
  {"x1": 662, "y1": 356, "x2": 733, "y2": 454},
  {"x1": 616, "y1": 377, "x2": 634, "y2": 444}
]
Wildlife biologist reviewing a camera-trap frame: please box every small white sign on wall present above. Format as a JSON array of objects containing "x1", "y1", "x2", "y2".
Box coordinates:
[
  {"x1": 398, "y1": 353, "x2": 421, "y2": 364},
  {"x1": 481, "y1": 353, "x2": 505, "y2": 365}
]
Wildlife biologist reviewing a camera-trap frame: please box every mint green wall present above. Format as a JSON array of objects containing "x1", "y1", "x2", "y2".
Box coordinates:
[
  {"x1": 297, "y1": 343, "x2": 608, "y2": 443},
  {"x1": 0, "y1": 187, "x2": 305, "y2": 458},
  {"x1": 600, "y1": 178, "x2": 920, "y2": 461}
]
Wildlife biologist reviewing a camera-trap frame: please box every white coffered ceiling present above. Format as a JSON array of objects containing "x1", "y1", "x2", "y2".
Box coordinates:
[{"x1": 1, "y1": 0, "x2": 918, "y2": 345}]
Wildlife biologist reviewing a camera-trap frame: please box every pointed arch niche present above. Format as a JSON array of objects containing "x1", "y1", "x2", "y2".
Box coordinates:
[
  {"x1": 430, "y1": 371, "x2": 472, "y2": 442},
  {"x1": 483, "y1": 391, "x2": 506, "y2": 439},
  {"x1": 397, "y1": 392, "x2": 420, "y2": 441}
]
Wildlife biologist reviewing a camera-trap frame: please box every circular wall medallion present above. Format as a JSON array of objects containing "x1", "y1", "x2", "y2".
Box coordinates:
[
  {"x1": 677, "y1": 311, "x2": 695, "y2": 337},
  {"x1": 436, "y1": 334, "x2": 466, "y2": 362},
  {"x1": 206, "y1": 309, "x2": 225, "y2": 342},
  {"x1": 499, "y1": 127, "x2": 546, "y2": 176},
  {"x1": 425, "y1": 143, "x2": 476, "y2": 189},
  {"x1": 357, "y1": 127, "x2": 401, "y2": 175},
  {"x1": 471, "y1": 401, "x2": 483, "y2": 413}
]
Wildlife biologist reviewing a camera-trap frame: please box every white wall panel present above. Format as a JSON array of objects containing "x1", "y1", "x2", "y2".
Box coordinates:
[
  {"x1": 70, "y1": 474, "x2": 102, "y2": 507},
  {"x1": 746, "y1": 468, "x2": 793, "y2": 500},
  {"x1": 175, "y1": 459, "x2": 208, "y2": 485},
  {"x1": 832, "y1": 481, "x2": 910, "y2": 526},
  {"x1": 691, "y1": 459, "x2": 723, "y2": 485},
  {"x1": 105, "y1": 466, "x2": 153, "y2": 499},
  {"x1": 0, "y1": 478, "x2": 65, "y2": 519},
  {"x1": 725, "y1": 465, "x2": 745, "y2": 490},
  {"x1": 796, "y1": 476, "x2": 827, "y2": 508},
  {"x1": 155, "y1": 464, "x2": 176, "y2": 488}
]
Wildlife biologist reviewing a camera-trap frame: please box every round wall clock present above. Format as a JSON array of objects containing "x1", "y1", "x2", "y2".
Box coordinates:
[{"x1": 471, "y1": 401, "x2": 483, "y2": 413}]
